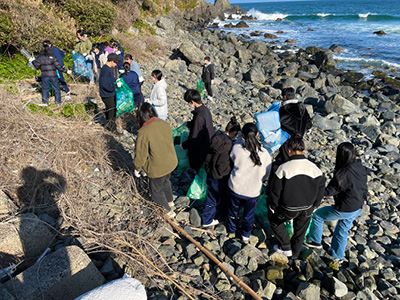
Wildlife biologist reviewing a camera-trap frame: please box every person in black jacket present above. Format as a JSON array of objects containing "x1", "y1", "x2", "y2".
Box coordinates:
[
  {"x1": 43, "y1": 40, "x2": 69, "y2": 95},
  {"x1": 268, "y1": 137, "x2": 325, "y2": 260},
  {"x1": 305, "y1": 142, "x2": 368, "y2": 261},
  {"x1": 181, "y1": 89, "x2": 214, "y2": 173},
  {"x1": 99, "y1": 53, "x2": 121, "y2": 132},
  {"x1": 202, "y1": 117, "x2": 241, "y2": 227},
  {"x1": 277, "y1": 86, "x2": 312, "y2": 163},
  {"x1": 32, "y1": 45, "x2": 70, "y2": 106},
  {"x1": 201, "y1": 56, "x2": 215, "y2": 101}
]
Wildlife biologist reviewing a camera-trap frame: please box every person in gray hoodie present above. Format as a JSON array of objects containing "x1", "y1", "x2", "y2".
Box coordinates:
[{"x1": 148, "y1": 70, "x2": 168, "y2": 120}]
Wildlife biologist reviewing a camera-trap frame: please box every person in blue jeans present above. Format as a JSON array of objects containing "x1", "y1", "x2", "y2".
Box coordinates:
[
  {"x1": 227, "y1": 123, "x2": 271, "y2": 243},
  {"x1": 32, "y1": 45, "x2": 71, "y2": 106},
  {"x1": 202, "y1": 116, "x2": 241, "y2": 227},
  {"x1": 305, "y1": 142, "x2": 368, "y2": 260},
  {"x1": 43, "y1": 40, "x2": 70, "y2": 94}
]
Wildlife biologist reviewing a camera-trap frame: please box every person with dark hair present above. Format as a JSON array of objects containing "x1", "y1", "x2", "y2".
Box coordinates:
[
  {"x1": 112, "y1": 44, "x2": 124, "y2": 70},
  {"x1": 42, "y1": 40, "x2": 70, "y2": 96},
  {"x1": 148, "y1": 70, "x2": 167, "y2": 120},
  {"x1": 91, "y1": 43, "x2": 108, "y2": 79},
  {"x1": 181, "y1": 89, "x2": 214, "y2": 173},
  {"x1": 32, "y1": 45, "x2": 71, "y2": 106},
  {"x1": 120, "y1": 62, "x2": 142, "y2": 107},
  {"x1": 124, "y1": 54, "x2": 143, "y2": 84},
  {"x1": 227, "y1": 123, "x2": 271, "y2": 243},
  {"x1": 305, "y1": 142, "x2": 368, "y2": 261},
  {"x1": 74, "y1": 30, "x2": 94, "y2": 84},
  {"x1": 202, "y1": 117, "x2": 241, "y2": 227},
  {"x1": 202, "y1": 56, "x2": 215, "y2": 101},
  {"x1": 99, "y1": 53, "x2": 121, "y2": 132},
  {"x1": 110, "y1": 39, "x2": 124, "y2": 59},
  {"x1": 133, "y1": 103, "x2": 178, "y2": 218},
  {"x1": 268, "y1": 137, "x2": 325, "y2": 259},
  {"x1": 104, "y1": 41, "x2": 114, "y2": 54}
]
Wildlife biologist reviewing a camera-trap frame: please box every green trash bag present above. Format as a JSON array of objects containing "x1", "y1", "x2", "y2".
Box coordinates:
[
  {"x1": 285, "y1": 219, "x2": 312, "y2": 239},
  {"x1": 255, "y1": 187, "x2": 268, "y2": 217},
  {"x1": 172, "y1": 123, "x2": 190, "y2": 171},
  {"x1": 186, "y1": 166, "x2": 208, "y2": 201},
  {"x1": 197, "y1": 80, "x2": 205, "y2": 98},
  {"x1": 116, "y1": 78, "x2": 134, "y2": 116}
]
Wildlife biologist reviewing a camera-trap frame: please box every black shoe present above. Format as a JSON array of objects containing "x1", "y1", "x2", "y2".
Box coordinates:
[{"x1": 304, "y1": 240, "x2": 322, "y2": 249}]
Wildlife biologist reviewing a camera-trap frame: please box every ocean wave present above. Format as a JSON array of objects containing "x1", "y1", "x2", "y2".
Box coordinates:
[
  {"x1": 358, "y1": 13, "x2": 374, "y2": 18},
  {"x1": 316, "y1": 13, "x2": 334, "y2": 18},
  {"x1": 247, "y1": 8, "x2": 288, "y2": 21},
  {"x1": 334, "y1": 56, "x2": 400, "y2": 70},
  {"x1": 285, "y1": 14, "x2": 400, "y2": 21}
]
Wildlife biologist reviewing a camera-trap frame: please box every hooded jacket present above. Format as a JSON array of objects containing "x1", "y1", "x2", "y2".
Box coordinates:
[
  {"x1": 150, "y1": 78, "x2": 168, "y2": 116},
  {"x1": 74, "y1": 35, "x2": 93, "y2": 56},
  {"x1": 205, "y1": 131, "x2": 233, "y2": 179},
  {"x1": 325, "y1": 160, "x2": 368, "y2": 212},
  {"x1": 202, "y1": 63, "x2": 215, "y2": 83},
  {"x1": 279, "y1": 99, "x2": 312, "y2": 138},
  {"x1": 33, "y1": 52, "x2": 67, "y2": 78}
]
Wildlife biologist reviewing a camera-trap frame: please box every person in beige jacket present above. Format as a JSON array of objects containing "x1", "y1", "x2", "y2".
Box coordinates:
[{"x1": 133, "y1": 103, "x2": 178, "y2": 217}]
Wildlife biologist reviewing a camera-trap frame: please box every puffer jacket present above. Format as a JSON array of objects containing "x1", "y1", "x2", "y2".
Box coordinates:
[
  {"x1": 33, "y1": 53, "x2": 66, "y2": 78},
  {"x1": 150, "y1": 78, "x2": 168, "y2": 116}
]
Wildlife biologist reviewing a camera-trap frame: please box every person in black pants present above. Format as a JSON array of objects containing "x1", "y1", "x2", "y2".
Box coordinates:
[
  {"x1": 201, "y1": 56, "x2": 215, "y2": 101},
  {"x1": 268, "y1": 137, "x2": 325, "y2": 260},
  {"x1": 99, "y1": 53, "x2": 121, "y2": 132}
]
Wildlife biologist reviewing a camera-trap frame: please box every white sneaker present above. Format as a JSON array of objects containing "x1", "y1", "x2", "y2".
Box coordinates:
[
  {"x1": 89, "y1": 80, "x2": 95, "y2": 86},
  {"x1": 273, "y1": 245, "x2": 293, "y2": 257},
  {"x1": 203, "y1": 219, "x2": 219, "y2": 228},
  {"x1": 165, "y1": 210, "x2": 176, "y2": 219},
  {"x1": 38, "y1": 103, "x2": 48, "y2": 107},
  {"x1": 242, "y1": 236, "x2": 250, "y2": 243},
  {"x1": 207, "y1": 96, "x2": 213, "y2": 101}
]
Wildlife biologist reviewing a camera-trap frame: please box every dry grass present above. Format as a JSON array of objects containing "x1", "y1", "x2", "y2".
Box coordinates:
[{"x1": 0, "y1": 89, "x2": 219, "y2": 299}]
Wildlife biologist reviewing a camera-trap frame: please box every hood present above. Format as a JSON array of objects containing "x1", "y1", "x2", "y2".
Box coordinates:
[
  {"x1": 210, "y1": 131, "x2": 231, "y2": 153},
  {"x1": 155, "y1": 78, "x2": 167, "y2": 89},
  {"x1": 281, "y1": 100, "x2": 306, "y2": 120}
]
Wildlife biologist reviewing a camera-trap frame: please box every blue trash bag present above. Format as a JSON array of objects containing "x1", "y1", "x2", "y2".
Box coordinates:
[
  {"x1": 116, "y1": 78, "x2": 134, "y2": 116},
  {"x1": 255, "y1": 102, "x2": 290, "y2": 154},
  {"x1": 72, "y1": 52, "x2": 90, "y2": 78}
]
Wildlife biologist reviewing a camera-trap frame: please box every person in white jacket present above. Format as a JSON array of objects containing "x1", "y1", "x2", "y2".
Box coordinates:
[{"x1": 148, "y1": 70, "x2": 168, "y2": 120}]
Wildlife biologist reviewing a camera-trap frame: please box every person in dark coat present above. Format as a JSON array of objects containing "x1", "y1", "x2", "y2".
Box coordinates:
[
  {"x1": 99, "y1": 53, "x2": 121, "y2": 132},
  {"x1": 202, "y1": 117, "x2": 241, "y2": 227},
  {"x1": 268, "y1": 137, "x2": 325, "y2": 260},
  {"x1": 201, "y1": 56, "x2": 215, "y2": 101},
  {"x1": 43, "y1": 40, "x2": 69, "y2": 94},
  {"x1": 305, "y1": 142, "x2": 368, "y2": 261},
  {"x1": 120, "y1": 62, "x2": 142, "y2": 107},
  {"x1": 181, "y1": 89, "x2": 214, "y2": 173},
  {"x1": 32, "y1": 45, "x2": 70, "y2": 106},
  {"x1": 277, "y1": 86, "x2": 312, "y2": 163}
]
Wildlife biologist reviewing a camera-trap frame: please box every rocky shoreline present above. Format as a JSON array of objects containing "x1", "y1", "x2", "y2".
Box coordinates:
[{"x1": 1, "y1": 1, "x2": 400, "y2": 299}]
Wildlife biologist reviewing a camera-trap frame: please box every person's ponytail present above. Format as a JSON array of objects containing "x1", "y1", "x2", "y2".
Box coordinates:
[
  {"x1": 242, "y1": 123, "x2": 262, "y2": 166},
  {"x1": 123, "y1": 62, "x2": 130, "y2": 76}
]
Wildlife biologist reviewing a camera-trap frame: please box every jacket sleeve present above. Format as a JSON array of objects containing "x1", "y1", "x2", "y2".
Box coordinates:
[
  {"x1": 210, "y1": 64, "x2": 215, "y2": 80},
  {"x1": 182, "y1": 116, "x2": 206, "y2": 150},
  {"x1": 324, "y1": 175, "x2": 341, "y2": 197},
  {"x1": 313, "y1": 175, "x2": 326, "y2": 208},
  {"x1": 53, "y1": 57, "x2": 67, "y2": 73},
  {"x1": 133, "y1": 133, "x2": 148, "y2": 171},
  {"x1": 32, "y1": 57, "x2": 41, "y2": 70},
  {"x1": 267, "y1": 170, "x2": 283, "y2": 211},
  {"x1": 151, "y1": 86, "x2": 167, "y2": 107}
]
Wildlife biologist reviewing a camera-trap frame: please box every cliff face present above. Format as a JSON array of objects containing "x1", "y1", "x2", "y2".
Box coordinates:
[{"x1": 0, "y1": 0, "x2": 238, "y2": 53}]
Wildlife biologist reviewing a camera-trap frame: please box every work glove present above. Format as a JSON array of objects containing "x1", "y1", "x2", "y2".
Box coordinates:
[
  {"x1": 72, "y1": 51, "x2": 76, "y2": 54},
  {"x1": 134, "y1": 170, "x2": 141, "y2": 178},
  {"x1": 28, "y1": 57, "x2": 35, "y2": 63},
  {"x1": 116, "y1": 81, "x2": 122, "y2": 88},
  {"x1": 67, "y1": 70, "x2": 72, "y2": 75},
  {"x1": 116, "y1": 50, "x2": 121, "y2": 55},
  {"x1": 83, "y1": 53, "x2": 87, "y2": 57}
]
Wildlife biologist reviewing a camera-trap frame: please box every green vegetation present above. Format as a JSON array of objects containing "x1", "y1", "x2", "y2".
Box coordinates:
[
  {"x1": 0, "y1": 55, "x2": 35, "y2": 83},
  {"x1": 26, "y1": 102, "x2": 98, "y2": 120},
  {"x1": 133, "y1": 21, "x2": 156, "y2": 35},
  {"x1": 372, "y1": 70, "x2": 388, "y2": 81},
  {"x1": 175, "y1": 0, "x2": 198, "y2": 10}
]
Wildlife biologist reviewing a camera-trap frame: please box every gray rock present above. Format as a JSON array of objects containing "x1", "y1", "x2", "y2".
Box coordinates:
[
  {"x1": 156, "y1": 17, "x2": 175, "y2": 31},
  {"x1": 296, "y1": 282, "x2": 320, "y2": 300},
  {"x1": 315, "y1": 50, "x2": 335, "y2": 71},
  {"x1": 247, "y1": 40, "x2": 268, "y2": 55},
  {"x1": 247, "y1": 67, "x2": 266, "y2": 84},
  {"x1": 164, "y1": 59, "x2": 187, "y2": 74},
  {"x1": 329, "y1": 44, "x2": 344, "y2": 53},
  {"x1": 189, "y1": 208, "x2": 201, "y2": 227},
  {"x1": 0, "y1": 213, "x2": 54, "y2": 265},
  {"x1": 333, "y1": 277, "x2": 348, "y2": 298},
  {"x1": 179, "y1": 41, "x2": 205, "y2": 65},
  {"x1": 4, "y1": 246, "x2": 104, "y2": 300},
  {"x1": 325, "y1": 94, "x2": 360, "y2": 115},
  {"x1": 312, "y1": 114, "x2": 342, "y2": 130},
  {"x1": 232, "y1": 249, "x2": 248, "y2": 266}
]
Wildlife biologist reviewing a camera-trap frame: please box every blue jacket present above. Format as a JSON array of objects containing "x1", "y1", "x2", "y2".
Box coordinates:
[
  {"x1": 50, "y1": 46, "x2": 65, "y2": 67},
  {"x1": 99, "y1": 64, "x2": 116, "y2": 98},
  {"x1": 120, "y1": 71, "x2": 141, "y2": 95}
]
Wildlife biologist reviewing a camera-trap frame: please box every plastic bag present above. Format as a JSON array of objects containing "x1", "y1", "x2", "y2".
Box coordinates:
[
  {"x1": 197, "y1": 80, "x2": 205, "y2": 98},
  {"x1": 255, "y1": 187, "x2": 268, "y2": 217},
  {"x1": 285, "y1": 219, "x2": 312, "y2": 239},
  {"x1": 255, "y1": 102, "x2": 290, "y2": 154},
  {"x1": 172, "y1": 123, "x2": 190, "y2": 171},
  {"x1": 186, "y1": 166, "x2": 208, "y2": 201},
  {"x1": 73, "y1": 52, "x2": 90, "y2": 77},
  {"x1": 116, "y1": 78, "x2": 134, "y2": 116}
]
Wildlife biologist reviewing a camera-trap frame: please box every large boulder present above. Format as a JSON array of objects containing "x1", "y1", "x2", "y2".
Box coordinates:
[
  {"x1": 246, "y1": 67, "x2": 266, "y2": 84},
  {"x1": 179, "y1": 41, "x2": 205, "y2": 65},
  {"x1": 247, "y1": 40, "x2": 268, "y2": 55},
  {"x1": 165, "y1": 59, "x2": 187, "y2": 74},
  {"x1": 325, "y1": 94, "x2": 361, "y2": 115},
  {"x1": 296, "y1": 282, "x2": 320, "y2": 300},
  {"x1": 315, "y1": 50, "x2": 336, "y2": 71},
  {"x1": 4, "y1": 246, "x2": 105, "y2": 300},
  {"x1": 214, "y1": 0, "x2": 231, "y2": 11},
  {"x1": 0, "y1": 213, "x2": 54, "y2": 265},
  {"x1": 156, "y1": 17, "x2": 175, "y2": 31}
]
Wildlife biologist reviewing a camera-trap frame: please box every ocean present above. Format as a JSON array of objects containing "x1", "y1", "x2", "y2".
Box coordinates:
[{"x1": 218, "y1": 0, "x2": 400, "y2": 76}]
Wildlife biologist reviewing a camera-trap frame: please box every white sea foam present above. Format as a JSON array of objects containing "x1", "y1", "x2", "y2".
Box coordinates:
[
  {"x1": 224, "y1": 13, "x2": 242, "y2": 20},
  {"x1": 317, "y1": 13, "x2": 331, "y2": 17},
  {"x1": 358, "y1": 13, "x2": 375, "y2": 18},
  {"x1": 334, "y1": 55, "x2": 400, "y2": 71},
  {"x1": 247, "y1": 8, "x2": 288, "y2": 21}
]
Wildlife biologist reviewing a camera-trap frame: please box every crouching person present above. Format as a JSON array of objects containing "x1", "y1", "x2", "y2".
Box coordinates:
[
  {"x1": 133, "y1": 103, "x2": 177, "y2": 218},
  {"x1": 268, "y1": 137, "x2": 325, "y2": 259}
]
